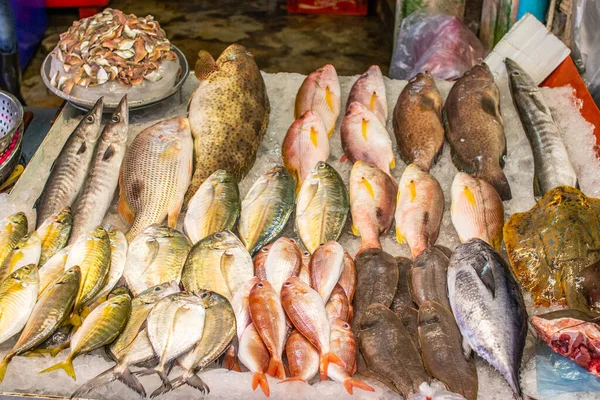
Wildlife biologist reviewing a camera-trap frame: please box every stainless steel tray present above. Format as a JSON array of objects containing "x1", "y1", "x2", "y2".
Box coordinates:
[{"x1": 40, "y1": 45, "x2": 189, "y2": 112}]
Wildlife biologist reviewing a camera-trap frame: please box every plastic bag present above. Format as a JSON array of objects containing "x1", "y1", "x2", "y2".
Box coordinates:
[
  {"x1": 536, "y1": 341, "x2": 600, "y2": 398},
  {"x1": 390, "y1": 10, "x2": 485, "y2": 81},
  {"x1": 571, "y1": 0, "x2": 600, "y2": 107}
]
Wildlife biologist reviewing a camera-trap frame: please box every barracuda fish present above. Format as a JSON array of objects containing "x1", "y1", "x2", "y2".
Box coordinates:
[
  {"x1": 35, "y1": 98, "x2": 103, "y2": 227},
  {"x1": 506, "y1": 58, "x2": 578, "y2": 196},
  {"x1": 119, "y1": 116, "x2": 193, "y2": 241},
  {"x1": 70, "y1": 96, "x2": 128, "y2": 243}
]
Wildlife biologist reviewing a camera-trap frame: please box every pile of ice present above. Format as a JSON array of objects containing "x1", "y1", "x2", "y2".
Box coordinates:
[{"x1": 0, "y1": 70, "x2": 599, "y2": 399}]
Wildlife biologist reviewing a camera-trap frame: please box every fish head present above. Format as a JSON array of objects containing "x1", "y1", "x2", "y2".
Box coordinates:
[
  {"x1": 451, "y1": 172, "x2": 476, "y2": 197},
  {"x1": 17, "y1": 231, "x2": 40, "y2": 250},
  {"x1": 280, "y1": 276, "x2": 311, "y2": 299},
  {"x1": 344, "y1": 101, "x2": 370, "y2": 124},
  {"x1": 137, "y1": 281, "x2": 181, "y2": 305},
  {"x1": 61, "y1": 266, "x2": 82, "y2": 284},
  {"x1": 6, "y1": 211, "x2": 27, "y2": 228},
  {"x1": 209, "y1": 169, "x2": 235, "y2": 185},
  {"x1": 208, "y1": 230, "x2": 243, "y2": 251},
  {"x1": 330, "y1": 317, "x2": 353, "y2": 336},
  {"x1": 104, "y1": 95, "x2": 129, "y2": 142},
  {"x1": 293, "y1": 110, "x2": 328, "y2": 138},
  {"x1": 408, "y1": 71, "x2": 435, "y2": 92},
  {"x1": 414, "y1": 247, "x2": 449, "y2": 270},
  {"x1": 312, "y1": 241, "x2": 344, "y2": 267},
  {"x1": 416, "y1": 300, "x2": 442, "y2": 327},
  {"x1": 195, "y1": 289, "x2": 229, "y2": 310},
  {"x1": 263, "y1": 166, "x2": 288, "y2": 182},
  {"x1": 10, "y1": 263, "x2": 39, "y2": 286},
  {"x1": 314, "y1": 64, "x2": 340, "y2": 94},
  {"x1": 505, "y1": 58, "x2": 536, "y2": 88},
  {"x1": 359, "y1": 303, "x2": 389, "y2": 329},
  {"x1": 90, "y1": 225, "x2": 108, "y2": 241},
  {"x1": 107, "y1": 292, "x2": 132, "y2": 306},
  {"x1": 107, "y1": 286, "x2": 130, "y2": 298},
  {"x1": 356, "y1": 65, "x2": 384, "y2": 92},
  {"x1": 463, "y1": 63, "x2": 493, "y2": 82},
  {"x1": 81, "y1": 97, "x2": 104, "y2": 141},
  {"x1": 249, "y1": 279, "x2": 279, "y2": 302},
  {"x1": 218, "y1": 44, "x2": 253, "y2": 64},
  {"x1": 270, "y1": 237, "x2": 301, "y2": 257},
  {"x1": 301, "y1": 250, "x2": 311, "y2": 268},
  {"x1": 55, "y1": 207, "x2": 73, "y2": 226}
]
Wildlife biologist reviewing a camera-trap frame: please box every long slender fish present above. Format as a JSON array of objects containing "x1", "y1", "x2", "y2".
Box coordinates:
[
  {"x1": 119, "y1": 117, "x2": 193, "y2": 241},
  {"x1": 36, "y1": 98, "x2": 103, "y2": 227},
  {"x1": 70, "y1": 96, "x2": 128, "y2": 243},
  {"x1": 506, "y1": 58, "x2": 578, "y2": 196}
]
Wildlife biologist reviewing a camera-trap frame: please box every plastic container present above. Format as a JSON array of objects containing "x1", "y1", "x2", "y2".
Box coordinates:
[{"x1": 8, "y1": 0, "x2": 47, "y2": 69}]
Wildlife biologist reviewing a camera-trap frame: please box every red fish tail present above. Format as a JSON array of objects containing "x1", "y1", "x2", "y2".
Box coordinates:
[
  {"x1": 320, "y1": 352, "x2": 346, "y2": 380},
  {"x1": 252, "y1": 372, "x2": 270, "y2": 397},
  {"x1": 267, "y1": 358, "x2": 285, "y2": 380},
  {"x1": 344, "y1": 377, "x2": 376, "y2": 394}
]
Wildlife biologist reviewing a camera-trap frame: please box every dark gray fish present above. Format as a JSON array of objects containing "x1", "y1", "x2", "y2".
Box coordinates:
[
  {"x1": 391, "y1": 257, "x2": 419, "y2": 349},
  {"x1": 410, "y1": 246, "x2": 450, "y2": 309},
  {"x1": 447, "y1": 238, "x2": 527, "y2": 397}
]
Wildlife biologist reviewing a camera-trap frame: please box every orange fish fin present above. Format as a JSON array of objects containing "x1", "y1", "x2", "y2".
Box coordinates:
[
  {"x1": 390, "y1": 157, "x2": 395, "y2": 169},
  {"x1": 194, "y1": 50, "x2": 217, "y2": 80},
  {"x1": 267, "y1": 358, "x2": 285, "y2": 380},
  {"x1": 396, "y1": 226, "x2": 406, "y2": 244},
  {"x1": 361, "y1": 119, "x2": 368, "y2": 141},
  {"x1": 117, "y1": 170, "x2": 135, "y2": 224},
  {"x1": 463, "y1": 186, "x2": 476, "y2": 206},
  {"x1": 320, "y1": 352, "x2": 345, "y2": 381},
  {"x1": 252, "y1": 372, "x2": 270, "y2": 397},
  {"x1": 340, "y1": 155, "x2": 349, "y2": 163},
  {"x1": 310, "y1": 127, "x2": 319, "y2": 148},
  {"x1": 344, "y1": 378, "x2": 375, "y2": 394}
]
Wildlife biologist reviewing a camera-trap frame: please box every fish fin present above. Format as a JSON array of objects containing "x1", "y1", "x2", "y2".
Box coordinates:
[
  {"x1": 102, "y1": 144, "x2": 116, "y2": 161},
  {"x1": 252, "y1": 372, "x2": 270, "y2": 397},
  {"x1": 533, "y1": 175, "x2": 542, "y2": 198},
  {"x1": 267, "y1": 358, "x2": 285, "y2": 380},
  {"x1": 26, "y1": 343, "x2": 69, "y2": 358},
  {"x1": 351, "y1": 224, "x2": 360, "y2": 236},
  {"x1": 369, "y1": 92, "x2": 377, "y2": 111},
  {"x1": 117, "y1": 366, "x2": 147, "y2": 397},
  {"x1": 182, "y1": 373, "x2": 210, "y2": 395},
  {"x1": 481, "y1": 86, "x2": 503, "y2": 124},
  {"x1": 39, "y1": 356, "x2": 76, "y2": 380},
  {"x1": 150, "y1": 375, "x2": 185, "y2": 398},
  {"x1": 167, "y1": 199, "x2": 183, "y2": 229},
  {"x1": 325, "y1": 86, "x2": 334, "y2": 112},
  {"x1": 117, "y1": 168, "x2": 135, "y2": 225},
  {"x1": 476, "y1": 253, "x2": 496, "y2": 297},
  {"x1": 145, "y1": 238, "x2": 161, "y2": 268},
  {"x1": 220, "y1": 251, "x2": 236, "y2": 299},
  {"x1": 361, "y1": 119, "x2": 369, "y2": 141},
  {"x1": 463, "y1": 186, "x2": 476, "y2": 206},
  {"x1": 194, "y1": 50, "x2": 217, "y2": 80},
  {"x1": 279, "y1": 377, "x2": 306, "y2": 384},
  {"x1": 222, "y1": 345, "x2": 238, "y2": 370},
  {"x1": 462, "y1": 336, "x2": 473, "y2": 359},
  {"x1": 344, "y1": 378, "x2": 376, "y2": 394},
  {"x1": 70, "y1": 367, "x2": 118, "y2": 398},
  {"x1": 320, "y1": 352, "x2": 345, "y2": 380},
  {"x1": 484, "y1": 168, "x2": 512, "y2": 201},
  {"x1": 390, "y1": 157, "x2": 395, "y2": 169},
  {"x1": 69, "y1": 313, "x2": 82, "y2": 327},
  {"x1": 340, "y1": 154, "x2": 349, "y2": 163},
  {"x1": 0, "y1": 356, "x2": 10, "y2": 383},
  {"x1": 360, "y1": 178, "x2": 375, "y2": 198},
  {"x1": 310, "y1": 127, "x2": 319, "y2": 148},
  {"x1": 409, "y1": 180, "x2": 416, "y2": 202},
  {"x1": 160, "y1": 141, "x2": 184, "y2": 159},
  {"x1": 396, "y1": 226, "x2": 406, "y2": 244}
]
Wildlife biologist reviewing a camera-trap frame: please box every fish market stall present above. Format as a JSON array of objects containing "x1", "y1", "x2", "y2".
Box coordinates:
[{"x1": 0, "y1": 62, "x2": 598, "y2": 399}]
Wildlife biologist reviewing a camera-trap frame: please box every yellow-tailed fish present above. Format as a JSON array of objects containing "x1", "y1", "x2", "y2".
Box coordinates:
[
  {"x1": 450, "y1": 172, "x2": 504, "y2": 250},
  {"x1": 0, "y1": 231, "x2": 42, "y2": 282},
  {"x1": 64, "y1": 226, "x2": 111, "y2": 323},
  {"x1": 0, "y1": 212, "x2": 27, "y2": 269},
  {"x1": 183, "y1": 170, "x2": 240, "y2": 245},
  {"x1": 238, "y1": 166, "x2": 295, "y2": 255},
  {"x1": 123, "y1": 224, "x2": 191, "y2": 296},
  {"x1": 282, "y1": 110, "x2": 330, "y2": 192},
  {"x1": 0, "y1": 267, "x2": 80, "y2": 383},
  {"x1": 395, "y1": 164, "x2": 445, "y2": 259},
  {"x1": 88, "y1": 228, "x2": 128, "y2": 306},
  {"x1": 296, "y1": 162, "x2": 349, "y2": 254},
  {"x1": 349, "y1": 161, "x2": 396, "y2": 254},
  {"x1": 40, "y1": 293, "x2": 132, "y2": 380},
  {"x1": 0, "y1": 265, "x2": 39, "y2": 346},
  {"x1": 181, "y1": 231, "x2": 253, "y2": 301},
  {"x1": 295, "y1": 64, "x2": 341, "y2": 136},
  {"x1": 119, "y1": 117, "x2": 193, "y2": 241},
  {"x1": 36, "y1": 207, "x2": 72, "y2": 267},
  {"x1": 37, "y1": 245, "x2": 70, "y2": 297}
]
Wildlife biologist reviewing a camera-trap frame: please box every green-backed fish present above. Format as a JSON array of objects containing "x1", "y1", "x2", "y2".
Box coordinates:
[
  {"x1": 238, "y1": 166, "x2": 295, "y2": 255},
  {"x1": 35, "y1": 98, "x2": 103, "y2": 227},
  {"x1": 0, "y1": 212, "x2": 28, "y2": 268},
  {"x1": 40, "y1": 293, "x2": 132, "y2": 380},
  {"x1": 181, "y1": 231, "x2": 253, "y2": 301},
  {"x1": 0, "y1": 267, "x2": 80, "y2": 382},
  {"x1": 38, "y1": 245, "x2": 70, "y2": 297},
  {"x1": 296, "y1": 162, "x2": 349, "y2": 254},
  {"x1": 152, "y1": 291, "x2": 236, "y2": 397},
  {"x1": 123, "y1": 224, "x2": 191, "y2": 296},
  {"x1": 184, "y1": 170, "x2": 240, "y2": 244},
  {"x1": 0, "y1": 265, "x2": 39, "y2": 346},
  {"x1": 88, "y1": 228, "x2": 127, "y2": 306},
  {"x1": 64, "y1": 226, "x2": 111, "y2": 323},
  {"x1": 36, "y1": 207, "x2": 72, "y2": 267},
  {"x1": 0, "y1": 231, "x2": 42, "y2": 282}
]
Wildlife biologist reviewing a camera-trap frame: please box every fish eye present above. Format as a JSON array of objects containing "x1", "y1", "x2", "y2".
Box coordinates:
[
  {"x1": 345, "y1": 110, "x2": 351, "y2": 116},
  {"x1": 284, "y1": 281, "x2": 291, "y2": 286},
  {"x1": 511, "y1": 71, "x2": 520, "y2": 76},
  {"x1": 86, "y1": 116, "x2": 94, "y2": 123},
  {"x1": 201, "y1": 292, "x2": 209, "y2": 299},
  {"x1": 343, "y1": 323, "x2": 349, "y2": 328},
  {"x1": 304, "y1": 251, "x2": 309, "y2": 256},
  {"x1": 318, "y1": 162, "x2": 326, "y2": 169},
  {"x1": 289, "y1": 239, "x2": 296, "y2": 244},
  {"x1": 154, "y1": 286, "x2": 162, "y2": 292},
  {"x1": 317, "y1": 68, "x2": 323, "y2": 73},
  {"x1": 111, "y1": 115, "x2": 120, "y2": 123},
  {"x1": 215, "y1": 233, "x2": 222, "y2": 239},
  {"x1": 261, "y1": 247, "x2": 268, "y2": 252},
  {"x1": 257, "y1": 282, "x2": 263, "y2": 288},
  {"x1": 319, "y1": 243, "x2": 324, "y2": 247}
]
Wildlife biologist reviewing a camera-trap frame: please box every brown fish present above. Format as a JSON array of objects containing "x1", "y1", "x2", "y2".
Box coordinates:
[
  {"x1": 325, "y1": 284, "x2": 350, "y2": 322},
  {"x1": 579, "y1": 259, "x2": 600, "y2": 310},
  {"x1": 295, "y1": 64, "x2": 341, "y2": 136},
  {"x1": 282, "y1": 110, "x2": 330, "y2": 192},
  {"x1": 349, "y1": 161, "x2": 396, "y2": 254},
  {"x1": 341, "y1": 102, "x2": 395, "y2": 177},
  {"x1": 352, "y1": 248, "x2": 399, "y2": 327},
  {"x1": 309, "y1": 241, "x2": 345, "y2": 303},
  {"x1": 444, "y1": 63, "x2": 511, "y2": 200},
  {"x1": 118, "y1": 116, "x2": 193, "y2": 241},
  {"x1": 409, "y1": 247, "x2": 451, "y2": 309},
  {"x1": 185, "y1": 44, "x2": 270, "y2": 206},
  {"x1": 418, "y1": 301, "x2": 478, "y2": 400},
  {"x1": 357, "y1": 303, "x2": 429, "y2": 397},
  {"x1": 391, "y1": 257, "x2": 419, "y2": 348},
  {"x1": 283, "y1": 329, "x2": 319, "y2": 383},
  {"x1": 393, "y1": 71, "x2": 444, "y2": 172},
  {"x1": 347, "y1": 65, "x2": 387, "y2": 124}
]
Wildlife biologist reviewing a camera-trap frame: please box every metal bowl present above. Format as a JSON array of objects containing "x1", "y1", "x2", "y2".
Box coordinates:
[
  {"x1": 0, "y1": 116, "x2": 22, "y2": 185},
  {"x1": 0, "y1": 91, "x2": 23, "y2": 155},
  {"x1": 41, "y1": 45, "x2": 189, "y2": 112}
]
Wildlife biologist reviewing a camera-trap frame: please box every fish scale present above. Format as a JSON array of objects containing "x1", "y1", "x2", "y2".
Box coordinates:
[
  {"x1": 70, "y1": 96, "x2": 128, "y2": 243},
  {"x1": 119, "y1": 117, "x2": 193, "y2": 241}
]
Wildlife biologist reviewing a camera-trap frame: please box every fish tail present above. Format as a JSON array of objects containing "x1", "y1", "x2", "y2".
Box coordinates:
[
  {"x1": 358, "y1": 235, "x2": 381, "y2": 256},
  {"x1": 70, "y1": 367, "x2": 119, "y2": 398},
  {"x1": 0, "y1": 355, "x2": 12, "y2": 383},
  {"x1": 320, "y1": 352, "x2": 345, "y2": 380},
  {"x1": 39, "y1": 356, "x2": 76, "y2": 380},
  {"x1": 484, "y1": 167, "x2": 512, "y2": 201},
  {"x1": 252, "y1": 371, "x2": 270, "y2": 397},
  {"x1": 118, "y1": 366, "x2": 147, "y2": 397},
  {"x1": 150, "y1": 375, "x2": 184, "y2": 398},
  {"x1": 223, "y1": 347, "x2": 241, "y2": 372},
  {"x1": 267, "y1": 358, "x2": 285, "y2": 380},
  {"x1": 278, "y1": 376, "x2": 306, "y2": 384},
  {"x1": 343, "y1": 377, "x2": 376, "y2": 394}
]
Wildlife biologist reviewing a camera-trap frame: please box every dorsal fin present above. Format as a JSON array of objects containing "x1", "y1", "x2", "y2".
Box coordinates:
[{"x1": 194, "y1": 51, "x2": 217, "y2": 80}]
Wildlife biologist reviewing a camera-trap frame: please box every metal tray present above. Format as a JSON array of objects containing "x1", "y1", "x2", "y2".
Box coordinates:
[{"x1": 40, "y1": 45, "x2": 189, "y2": 112}]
